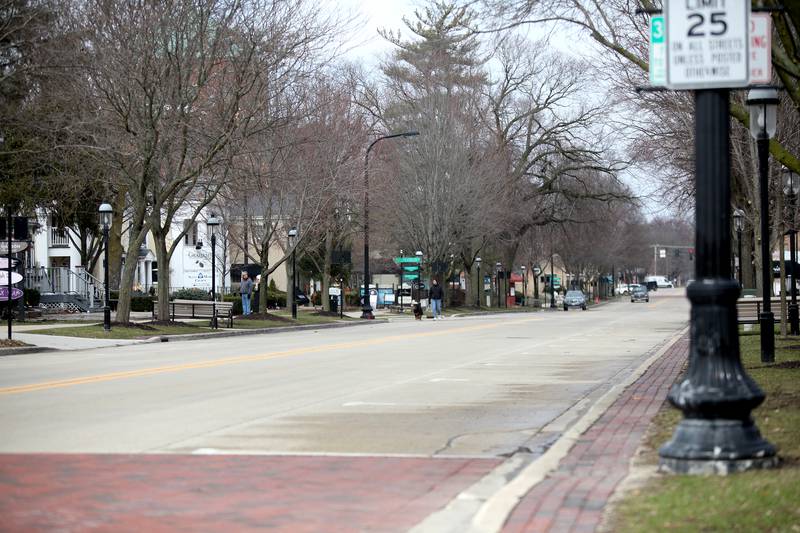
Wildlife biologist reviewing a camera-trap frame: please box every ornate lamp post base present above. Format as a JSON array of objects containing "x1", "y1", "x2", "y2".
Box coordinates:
[{"x1": 659, "y1": 279, "x2": 777, "y2": 474}]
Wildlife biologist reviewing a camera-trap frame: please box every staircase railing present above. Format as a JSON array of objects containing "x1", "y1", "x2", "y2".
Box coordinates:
[{"x1": 25, "y1": 267, "x2": 105, "y2": 309}]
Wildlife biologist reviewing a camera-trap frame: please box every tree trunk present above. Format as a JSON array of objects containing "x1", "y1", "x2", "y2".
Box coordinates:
[
  {"x1": 742, "y1": 227, "x2": 755, "y2": 290},
  {"x1": 322, "y1": 228, "x2": 333, "y2": 312},
  {"x1": 153, "y1": 229, "x2": 171, "y2": 322},
  {"x1": 116, "y1": 253, "x2": 139, "y2": 323},
  {"x1": 109, "y1": 190, "x2": 125, "y2": 290},
  {"x1": 259, "y1": 247, "x2": 270, "y2": 313}
]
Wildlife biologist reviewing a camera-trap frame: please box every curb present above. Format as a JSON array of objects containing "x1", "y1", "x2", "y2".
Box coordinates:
[
  {"x1": 467, "y1": 325, "x2": 689, "y2": 533},
  {"x1": 143, "y1": 318, "x2": 387, "y2": 343},
  {"x1": 0, "y1": 346, "x2": 58, "y2": 356}
]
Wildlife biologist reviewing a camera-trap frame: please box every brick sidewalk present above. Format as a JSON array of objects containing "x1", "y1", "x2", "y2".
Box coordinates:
[
  {"x1": 502, "y1": 334, "x2": 689, "y2": 533},
  {"x1": 0, "y1": 454, "x2": 499, "y2": 532}
]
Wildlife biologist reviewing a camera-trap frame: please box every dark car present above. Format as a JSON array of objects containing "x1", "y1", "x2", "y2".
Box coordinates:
[
  {"x1": 563, "y1": 290, "x2": 587, "y2": 311},
  {"x1": 630, "y1": 284, "x2": 649, "y2": 303}
]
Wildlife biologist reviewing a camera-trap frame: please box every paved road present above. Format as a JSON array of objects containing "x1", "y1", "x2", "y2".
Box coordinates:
[{"x1": 1, "y1": 290, "x2": 688, "y2": 456}]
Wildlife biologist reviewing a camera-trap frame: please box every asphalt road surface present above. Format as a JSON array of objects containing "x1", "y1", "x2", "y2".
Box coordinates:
[{"x1": 0, "y1": 290, "x2": 689, "y2": 457}]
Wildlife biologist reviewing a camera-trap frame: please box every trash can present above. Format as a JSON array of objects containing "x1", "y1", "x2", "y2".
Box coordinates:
[{"x1": 329, "y1": 295, "x2": 338, "y2": 313}]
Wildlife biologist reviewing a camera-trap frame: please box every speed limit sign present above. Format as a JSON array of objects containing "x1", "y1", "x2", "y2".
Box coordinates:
[{"x1": 666, "y1": 0, "x2": 749, "y2": 89}]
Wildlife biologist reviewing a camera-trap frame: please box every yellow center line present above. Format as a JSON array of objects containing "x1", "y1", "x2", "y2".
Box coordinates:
[{"x1": 1, "y1": 317, "x2": 539, "y2": 396}]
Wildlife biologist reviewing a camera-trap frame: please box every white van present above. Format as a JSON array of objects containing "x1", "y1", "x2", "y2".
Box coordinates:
[{"x1": 645, "y1": 275, "x2": 674, "y2": 288}]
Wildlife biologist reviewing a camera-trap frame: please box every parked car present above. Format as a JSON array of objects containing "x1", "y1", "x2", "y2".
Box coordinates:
[
  {"x1": 563, "y1": 290, "x2": 587, "y2": 311},
  {"x1": 630, "y1": 284, "x2": 649, "y2": 303}
]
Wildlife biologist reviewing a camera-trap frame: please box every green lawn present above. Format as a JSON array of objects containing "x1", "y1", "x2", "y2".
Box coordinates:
[
  {"x1": 232, "y1": 312, "x2": 350, "y2": 329},
  {"x1": 610, "y1": 333, "x2": 800, "y2": 532},
  {"x1": 26, "y1": 323, "x2": 209, "y2": 339}
]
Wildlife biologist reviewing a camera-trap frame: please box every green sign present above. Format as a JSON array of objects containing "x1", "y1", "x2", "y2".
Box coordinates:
[
  {"x1": 394, "y1": 257, "x2": 421, "y2": 264},
  {"x1": 649, "y1": 15, "x2": 666, "y2": 86},
  {"x1": 403, "y1": 273, "x2": 420, "y2": 280},
  {"x1": 402, "y1": 266, "x2": 419, "y2": 272}
]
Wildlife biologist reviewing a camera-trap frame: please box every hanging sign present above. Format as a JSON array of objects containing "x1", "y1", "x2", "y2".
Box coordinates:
[
  {"x1": 0, "y1": 271, "x2": 23, "y2": 285},
  {"x1": 0, "y1": 287, "x2": 23, "y2": 301}
]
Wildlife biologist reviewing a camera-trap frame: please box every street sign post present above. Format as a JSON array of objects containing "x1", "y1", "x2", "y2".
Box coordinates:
[
  {"x1": 749, "y1": 13, "x2": 772, "y2": 84},
  {"x1": 393, "y1": 257, "x2": 421, "y2": 264},
  {"x1": 1, "y1": 241, "x2": 29, "y2": 254},
  {"x1": 649, "y1": 15, "x2": 666, "y2": 86},
  {"x1": 0, "y1": 257, "x2": 20, "y2": 269},
  {"x1": 665, "y1": 0, "x2": 749, "y2": 90}
]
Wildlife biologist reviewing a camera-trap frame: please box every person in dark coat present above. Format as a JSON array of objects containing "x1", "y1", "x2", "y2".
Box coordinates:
[{"x1": 429, "y1": 279, "x2": 444, "y2": 319}]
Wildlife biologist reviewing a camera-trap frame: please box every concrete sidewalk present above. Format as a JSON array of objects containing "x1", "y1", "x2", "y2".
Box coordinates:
[{"x1": 0, "y1": 331, "x2": 690, "y2": 532}]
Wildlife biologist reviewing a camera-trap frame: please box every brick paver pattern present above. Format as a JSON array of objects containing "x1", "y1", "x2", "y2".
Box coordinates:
[
  {"x1": 502, "y1": 335, "x2": 689, "y2": 533},
  {"x1": 0, "y1": 454, "x2": 499, "y2": 532}
]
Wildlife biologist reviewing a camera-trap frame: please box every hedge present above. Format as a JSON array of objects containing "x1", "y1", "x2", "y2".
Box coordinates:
[{"x1": 223, "y1": 294, "x2": 243, "y2": 315}]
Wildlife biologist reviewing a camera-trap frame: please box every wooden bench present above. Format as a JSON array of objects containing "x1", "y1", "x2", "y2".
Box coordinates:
[
  {"x1": 153, "y1": 299, "x2": 234, "y2": 328},
  {"x1": 737, "y1": 297, "x2": 782, "y2": 325}
]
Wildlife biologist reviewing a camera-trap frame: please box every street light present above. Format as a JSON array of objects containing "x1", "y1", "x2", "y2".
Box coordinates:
[
  {"x1": 550, "y1": 253, "x2": 556, "y2": 309},
  {"x1": 747, "y1": 88, "x2": 779, "y2": 363},
  {"x1": 521, "y1": 265, "x2": 526, "y2": 307},
  {"x1": 475, "y1": 257, "x2": 482, "y2": 308},
  {"x1": 733, "y1": 208, "x2": 744, "y2": 287},
  {"x1": 207, "y1": 214, "x2": 220, "y2": 329},
  {"x1": 415, "y1": 250, "x2": 423, "y2": 305},
  {"x1": 659, "y1": 88, "x2": 776, "y2": 474},
  {"x1": 784, "y1": 168, "x2": 800, "y2": 335},
  {"x1": 362, "y1": 130, "x2": 419, "y2": 319},
  {"x1": 99, "y1": 203, "x2": 113, "y2": 332},
  {"x1": 288, "y1": 227, "x2": 298, "y2": 320},
  {"x1": 495, "y1": 262, "x2": 502, "y2": 308}
]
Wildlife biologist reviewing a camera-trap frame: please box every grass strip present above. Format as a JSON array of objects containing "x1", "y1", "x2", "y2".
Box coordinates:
[{"x1": 610, "y1": 333, "x2": 800, "y2": 532}]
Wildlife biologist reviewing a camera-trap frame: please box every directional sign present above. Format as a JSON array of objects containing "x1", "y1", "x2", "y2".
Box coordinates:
[
  {"x1": 394, "y1": 257, "x2": 421, "y2": 264},
  {"x1": 0, "y1": 271, "x2": 23, "y2": 285},
  {"x1": 403, "y1": 273, "x2": 420, "y2": 280},
  {"x1": 649, "y1": 15, "x2": 667, "y2": 86},
  {"x1": 0, "y1": 287, "x2": 23, "y2": 301},
  {"x1": 0, "y1": 257, "x2": 20, "y2": 269},
  {"x1": 2, "y1": 241, "x2": 29, "y2": 253},
  {"x1": 749, "y1": 13, "x2": 772, "y2": 84},
  {"x1": 402, "y1": 266, "x2": 419, "y2": 272},
  {"x1": 666, "y1": 0, "x2": 749, "y2": 89}
]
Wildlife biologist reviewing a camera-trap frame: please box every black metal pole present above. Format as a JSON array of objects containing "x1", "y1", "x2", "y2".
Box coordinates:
[
  {"x1": 339, "y1": 278, "x2": 344, "y2": 319},
  {"x1": 211, "y1": 234, "x2": 217, "y2": 329},
  {"x1": 496, "y1": 272, "x2": 500, "y2": 308},
  {"x1": 7, "y1": 211, "x2": 12, "y2": 340},
  {"x1": 790, "y1": 193, "x2": 799, "y2": 335},
  {"x1": 550, "y1": 254, "x2": 556, "y2": 308},
  {"x1": 737, "y1": 229, "x2": 743, "y2": 287},
  {"x1": 103, "y1": 225, "x2": 111, "y2": 331},
  {"x1": 659, "y1": 89, "x2": 776, "y2": 474},
  {"x1": 361, "y1": 146, "x2": 373, "y2": 319},
  {"x1": 291, "y1": 248, "x2": 297, "y2": 320},
  {"x1": 476, "y1": 264, "x2": 481, "y2": 308},
  {"x1": 757, "y1": 133, "x2": 775, "y2": 362},
  {"x1": 523, "y1": 272, "x2": 526, "y2": 307}
]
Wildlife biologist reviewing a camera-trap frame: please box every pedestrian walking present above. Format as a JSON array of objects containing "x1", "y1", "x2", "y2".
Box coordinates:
[
  {"x1": 240, "y1": 272, "x2": 254, "y2": 315},
  {"x1": 430, "y1": 279, "x2": 444, "y2": 320}
]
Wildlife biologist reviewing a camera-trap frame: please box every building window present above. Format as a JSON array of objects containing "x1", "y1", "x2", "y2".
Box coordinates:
[
  {"x1": 183, "y1": 220, "x2": 198, "y2": 246},
  {"x1": 152, "y1": 261, "x2": 158, "y2": 283}
]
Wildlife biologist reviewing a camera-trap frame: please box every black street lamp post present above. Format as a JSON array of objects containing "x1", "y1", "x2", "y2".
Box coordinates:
[
  {"x1": 289, "y1": 227, "x2": 298, "y2": 320},
  {"x1": 99, "y1": 203, "x2": 113, "y2": 332},
  {"x1": 521, "y1": 265, "x2": 526, "y2": 307},
  {"x1": 733, "y1": 209, "x2": 744, "y2": 287},
  {"x1": 658, "y1": 89, "x2": 776, "y2": 474},
  {"x1": 475, "y1": 257, "x2": 481, "y2": 308},
  {"x1": 549, "y1": 254, "x2": 556, "y2": 309},
  {"x1": 748, "y1": 88, "x2": 779, "y2": 362},
  {"x1": 495, "y1": 262, "x2": 501, "y2": 308},
  {"x1": 415, "y1": 250, "x2": 423, "y2": 306},
  {"x1": 784, "y1": 168, "x2": 800, "y2": 335},
  {"x1": 207, "y1": 214, "x2": 220, "y2": 329},
  {"x1": 362, "y1": 131, "x2": 419, "y2": 319},
  {"x1": 399, "y1": 249, "x2": 404, "y2": 313}
]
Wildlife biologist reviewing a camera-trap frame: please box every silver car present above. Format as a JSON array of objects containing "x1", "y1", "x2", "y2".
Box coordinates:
[{"x1": 563, "y1": 290, "x2": 587, "y2": 311}]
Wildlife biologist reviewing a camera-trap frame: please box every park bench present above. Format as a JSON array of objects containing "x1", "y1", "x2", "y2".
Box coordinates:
[
  {"x1": 152, "y1": 299, "x2": 234, "y2": 328},
  {"x1": 736, "y1": 297, "x2": 782, "y2": 325}
]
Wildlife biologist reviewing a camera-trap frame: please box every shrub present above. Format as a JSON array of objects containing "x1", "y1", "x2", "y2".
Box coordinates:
[
  {"x1": 130, "y1": 296, "x2": 154, "y2": 312},
  {"x1": 24, "y1": 288, "x2": 40, "y2": 307},
  {"x1": 223, "y1": 294, "x2": 243, "y2": 315},
  {"x1": 171, "y1": 288, "x2": 210, "y2": 300}
]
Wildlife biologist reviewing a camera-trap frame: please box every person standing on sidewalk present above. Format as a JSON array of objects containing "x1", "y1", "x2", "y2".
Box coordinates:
[
  {"x1": 240, "y1": 272, "x2": 254, "y2": 315},
  {"x1": 430, "y1": 279, "x2": 444, "y2": 320}
]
